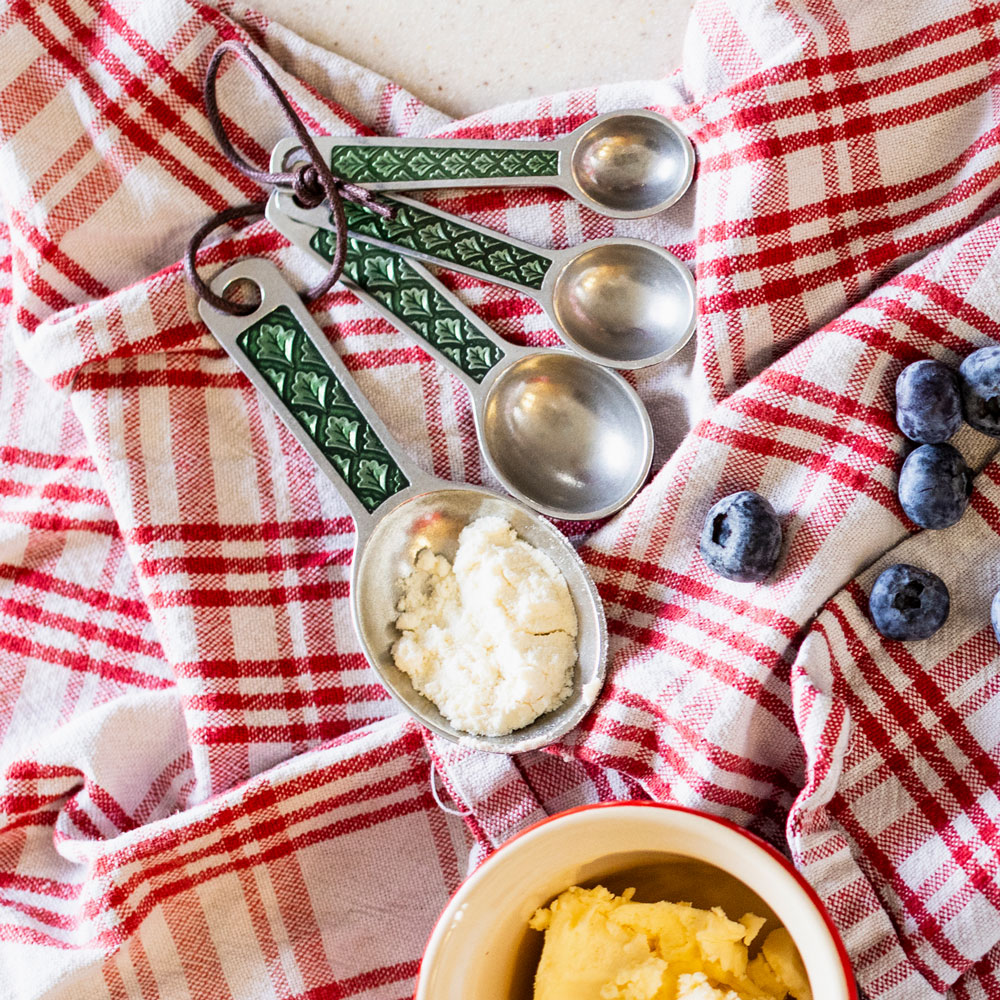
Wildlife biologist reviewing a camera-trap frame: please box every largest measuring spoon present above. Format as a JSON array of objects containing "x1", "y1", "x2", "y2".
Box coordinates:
[
  {"x1": 272, "y1": 188, "x2": 696, "y2": 370},
  {"x1": 198, "y1": 258, "x2": 607, "y2": 754},
  {"x1": 276, "y1": 110, "x2": 694, "y2": 219},
  {"x1": 266, "y1": 192, "x2": 653, "y2": 521}
]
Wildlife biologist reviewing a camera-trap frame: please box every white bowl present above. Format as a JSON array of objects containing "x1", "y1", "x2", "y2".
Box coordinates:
[{"x1": 416, "y1": 802, "x2": 856, "y2": 1000}]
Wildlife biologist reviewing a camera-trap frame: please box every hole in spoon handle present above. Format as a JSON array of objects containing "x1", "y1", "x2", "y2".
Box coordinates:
[
  {"x1": 328, "y1": 142, "x2": 560, "y2": 184},
  {"x1": 198, "y1": 260, "x2": 412, "y2": 517}
]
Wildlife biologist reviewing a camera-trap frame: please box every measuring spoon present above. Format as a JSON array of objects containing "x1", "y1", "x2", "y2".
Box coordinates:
[
  {"x1": 266, "y1": 191, "x2": 653, "y2": 520},
  {"x1": 272, "y1": 189, "x2": 695, "y2": 370},
  {"x1": 274, "y1": 110, "x2": 694, "y2": 219},
  {"x1": 198, "y1": 258, "x2": 607, "y2": 753}
]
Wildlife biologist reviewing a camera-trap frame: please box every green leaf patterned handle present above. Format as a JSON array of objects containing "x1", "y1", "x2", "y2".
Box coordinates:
[
  {"x1": 237, "y1": 304, "x2": 409, "y2": 513},
  {"x1": 341, "y1": 199, "x2": 551, "y2": 291},
  {"x1": 329, "y1": 144, "x2": 559, "y2": 184},
  {"x1": 309, "y1": 229, "x2": 506, "y2": 383}
]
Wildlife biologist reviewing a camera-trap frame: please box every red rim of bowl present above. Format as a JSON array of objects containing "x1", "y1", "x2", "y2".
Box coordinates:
[{"x1": 414, "y1": 800, "x2": 857, "y2": 999}]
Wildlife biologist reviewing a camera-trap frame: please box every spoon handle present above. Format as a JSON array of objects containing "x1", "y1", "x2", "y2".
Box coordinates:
[
  {"x1": 266, "y1": 192, "x2": 511, "y2": 390},
  {"x1": 302, "y1": 134, "x2": 566, "y2": 191},
  {"x1": 197, "y1": 259, "x2": 427, "y2": 525},
  {"x1": 280, "y1": 193, "x2": 553, "y2": 296}
]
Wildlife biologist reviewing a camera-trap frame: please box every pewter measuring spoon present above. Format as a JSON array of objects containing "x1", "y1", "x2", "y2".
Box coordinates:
[
  {"x1": 276, "y1": 110, "x2": 695, "y2": 219},
  {"x1": 198, "y1": 258, "x2": 607, "y2": 753},
  {"x1": 269, "y1": 186, "x2": 696, "y2": 370},
  {"x1": 266, "y1": 191, "x2": 653, "y2": 520}
]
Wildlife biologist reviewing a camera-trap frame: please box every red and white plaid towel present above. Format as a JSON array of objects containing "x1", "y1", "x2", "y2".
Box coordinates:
[{"x1": 1, "y1": 1, "x2": 999, "y2": 997}]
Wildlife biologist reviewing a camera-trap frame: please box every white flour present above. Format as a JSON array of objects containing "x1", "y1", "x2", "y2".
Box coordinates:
[{"x1": 391, "y1": 516, "x2": 578, "y2": 736}]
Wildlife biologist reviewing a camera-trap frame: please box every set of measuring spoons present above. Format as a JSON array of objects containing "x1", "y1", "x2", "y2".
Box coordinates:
[
  {"x1": 199, "y1": 109, "x2": 696, "y2": 750},
  {"x1": 265, "y1": 107, "x2": 697, "y2": 523}
]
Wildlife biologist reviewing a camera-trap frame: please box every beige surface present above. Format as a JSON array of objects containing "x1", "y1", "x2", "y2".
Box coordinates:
[{"x1": 253, "y1": 0, "x2": 694, "y2": 118}]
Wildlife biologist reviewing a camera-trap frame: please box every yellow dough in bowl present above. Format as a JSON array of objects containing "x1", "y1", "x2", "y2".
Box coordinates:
[{"x1": 528, "y1": 886, "x2": 812, "y2": 1000}]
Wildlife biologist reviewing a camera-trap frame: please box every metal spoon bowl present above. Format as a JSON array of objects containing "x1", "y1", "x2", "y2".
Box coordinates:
[
  {"x1": 354, "y1": 487, "x2": 607, "y2": 753},
  {"x1": 547, "y1": 238, "x2": 697, "y2": 366},
  {"x1": 570, "y1": 111, "x2": 696, "y2": 216},
  {"x1": 482, "y1": 351, "x2": 651, "y2": 517},
  {"x1": 199, "y1": 259, "x2": 608, "y2": 754}
]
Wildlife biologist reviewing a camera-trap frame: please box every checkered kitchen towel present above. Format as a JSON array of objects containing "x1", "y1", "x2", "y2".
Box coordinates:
[{"x1": 1, "y1": 0, "x2": 1000, "y2": 997}]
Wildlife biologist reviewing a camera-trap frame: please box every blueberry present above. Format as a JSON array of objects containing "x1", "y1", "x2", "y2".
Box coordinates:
[
  {"x1": 897, "y1": 443, "x2": 972, "y2": 529},
  {"x1": 895, "y1": 360, "x2": 962, "y2": 443},
  {"x1": 993, "y1": 590, "x2": 1000, "y2": 645},
  {"x1": 869, "y1": 564, "x2": 949, "y2": 641},
  {"x1": 699, "y1": 491, "x2": 782, "y2": 583},
  {"x1": 959, "y1": 345, "x2": 1000, "y2": 436}
]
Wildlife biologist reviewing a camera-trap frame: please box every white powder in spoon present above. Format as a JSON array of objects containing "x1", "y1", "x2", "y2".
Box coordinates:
[{"x1": 391, "y1": 516, "x2": 578, "y2": 737}]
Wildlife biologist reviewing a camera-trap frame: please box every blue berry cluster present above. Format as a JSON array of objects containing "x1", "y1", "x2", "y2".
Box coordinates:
[
  {"x1": 871, "y1": 348, "x2": 1000, "y2": 642},
  {"x1": 697, "y1": 348, "x2": 1000, "y2": 648},
  {"x1": 894, "y1": 360, "x2": 972, "y2": 530}
]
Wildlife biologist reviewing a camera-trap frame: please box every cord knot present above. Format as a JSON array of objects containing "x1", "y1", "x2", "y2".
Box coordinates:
[
  {"x1": 186, "y1": 40, "x2": 393, "y2": 316},
  {"x1": 291, "y1": 162, "x2": 326, "y2": 209}
]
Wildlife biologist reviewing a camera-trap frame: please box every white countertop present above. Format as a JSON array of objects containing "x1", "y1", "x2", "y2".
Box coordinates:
[{"x1": 252, "y1": 0, "x2": 694, "y2": 118}]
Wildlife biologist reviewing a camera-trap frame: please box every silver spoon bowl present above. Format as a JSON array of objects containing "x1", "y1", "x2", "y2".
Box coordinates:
[
  {"x1": 548, "y1": 239, "x2": 695, "y2": 365},
  {"x1": 199, "y1": 258, "x2": 608, "y2": 754},
  {"x1": 481, "y1": 350, "x2": 651, "y2": 514},
  {"x1": 569, "y1": 111, "x2": 695, "y2": 216},
  {"x1": 287, "y1": 109, "x2": 695, "y2": 219},
  {"x1": 268, "y1": 191, "x2": 654, "y2": 517},
  {"x1": 354, "y1": 487, "x2": 608, "y2": 753}
]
